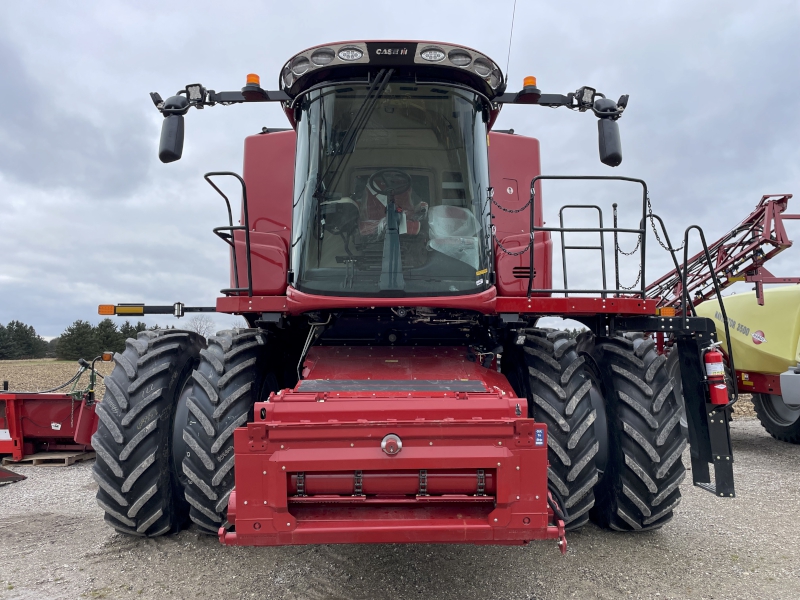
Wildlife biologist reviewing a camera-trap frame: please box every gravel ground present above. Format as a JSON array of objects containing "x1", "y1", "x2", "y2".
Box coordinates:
[{"x1": 1, "y1": 362, "x2": 796, "y2": 600}]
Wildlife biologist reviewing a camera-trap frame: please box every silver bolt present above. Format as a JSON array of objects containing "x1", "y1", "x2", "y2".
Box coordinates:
[
  {"x1": 244, "y1": 501, "x2": 248, "y2": 505},
  {"x1": 494, "y1": 518, "x2": 498, "y2": 523},
  {"x1": 516, "y1": 466, "x2": 520, "y2": 471},
  {"x1": 351, "y1": 443, "x2": 354, "y2": 447},
  {"x1": 729, "y1": 494, "x2": 734, "y2": 497},
  {"x1": 282, "y1": 466, "x2": 286, "y2": 470},
  {"x1": 264, "y1": 501, "x2": 267, "y2": 504},
  {"x1": 287, "y1": 522, "x2": 291, "y2": 527},
  {"x1": 535, "y1": 495, "x2": 539, "y2": 500},
  {"x1": 281, "y1": 445, "x2": 284, "y2": 449},
  {"x1": 516, "y1": 496, "x2": 520, "y2": 500},
  {"x1": 719, "y1": 493, "x2": 724, "y2": 497},
  {"x1": 262, "y1": 471, "x2": 266, "y2": 475},
  {"x1": 498, "y1": 441, "x2": 502, "y2": 446},
  {"x1": 497, "y1": 462, "x2": 501, "y2": 467},
  {"x1": 429, "y1": 441, "x2": 433, "y2": 446}
]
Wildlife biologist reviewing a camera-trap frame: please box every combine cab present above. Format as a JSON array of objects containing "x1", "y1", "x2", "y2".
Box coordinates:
[{"x1": 93, "y1": 41, "x2": 736, "y2": 549}]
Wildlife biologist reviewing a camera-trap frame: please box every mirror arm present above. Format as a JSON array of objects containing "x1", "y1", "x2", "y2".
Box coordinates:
[
  {"x1": 151, "y1": 86, "x2": 291, "y2": 115},
  {"x1": 494, "y1": 92, "x2": 571, "y2": 106}
]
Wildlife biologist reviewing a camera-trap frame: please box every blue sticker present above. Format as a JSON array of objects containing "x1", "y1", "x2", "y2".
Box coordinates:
[{"x1": 535, "y1": 429, "x2": 544, "y2": 446}]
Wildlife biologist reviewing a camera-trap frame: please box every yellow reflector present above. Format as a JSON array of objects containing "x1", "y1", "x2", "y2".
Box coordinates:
[
  {"x1": 115, "y1": 305, "x2": 145, "y2": 316},
  {"x1": 246, "y1": 73, "x2": 260, "y2": 86},
  {"x1": 101, "y1": 351, "x2": 113, "y2": 362},
  {"x1": 657, "y1": 307, "x2": 677, "y2": 317},
  {"x1": 523, "y1": 75, "x2": 537, "y2": 87},
  {"x1": 98, "y1": 305, "x2": 115, "y2": 315}
]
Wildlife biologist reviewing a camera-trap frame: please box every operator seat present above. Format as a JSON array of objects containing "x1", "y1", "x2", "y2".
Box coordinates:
[{"x1": 359, "y1": 179, "x2": 422, "y2": 237}]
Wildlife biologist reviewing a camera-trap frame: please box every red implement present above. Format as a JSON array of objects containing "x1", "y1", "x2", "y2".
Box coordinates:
[
  {"x1": 220, "y1": 347, "x2": 563, "y2": 547},
  {"x1": 0, "y1": 393, "x2": 97, "y2": 462}
]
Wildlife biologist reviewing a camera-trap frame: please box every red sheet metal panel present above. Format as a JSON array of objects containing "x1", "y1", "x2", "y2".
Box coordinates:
[
  {"x1": 300, "y1": 346, "x2": 515, "y2": 393},
  {"x1": 488, "y1": 132, "x2": 552, "y2": 297},
  {"x1": 0, "y1": 394, "x2": 95, "y2": 462},
  {"x1": 220, "y1": 388, "x2": 564, "y2": 547}
]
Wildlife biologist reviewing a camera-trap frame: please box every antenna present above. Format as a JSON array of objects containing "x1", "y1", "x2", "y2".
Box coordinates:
[{"x1": 505, "y1": 0, "x2": 518, "y2": 80}]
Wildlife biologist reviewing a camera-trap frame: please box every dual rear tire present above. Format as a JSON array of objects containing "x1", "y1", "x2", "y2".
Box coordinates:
[
  {"x1": 509, "y1": 329, "x2": 687, "y2": 532},
  {"x1": 93, "y1": 328, "x2": 273, "y2": 536}
]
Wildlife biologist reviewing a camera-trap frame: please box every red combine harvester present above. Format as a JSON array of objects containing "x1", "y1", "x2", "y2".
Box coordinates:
[{"x1": 93, "y1": 41, "x2": 735, "y2": 550}]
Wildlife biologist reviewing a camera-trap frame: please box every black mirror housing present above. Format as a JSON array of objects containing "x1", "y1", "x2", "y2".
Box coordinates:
[
  {"x1": 598, "y1": 118, "x2": 622, "y2": 167},
  {"x1": 159, "y1": 114, "x2": 185, "y2": 163}
]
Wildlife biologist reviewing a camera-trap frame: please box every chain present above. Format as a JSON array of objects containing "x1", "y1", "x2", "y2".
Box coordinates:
[
  {"x1": 493, "y1": 227, "x2": 532, "y2": 256},
  {"x1": 647, "y1": 194, "x2": 684, "y2": 252},
  {"x1": 490, "y1": 193, "x2": 532, "y2": 214},
  {"x1": 618, "y1": 266, "x2": 642, "y2": 290},
  {"x1": 616, "y1": 233, "x2": 641, "y2": 256}
]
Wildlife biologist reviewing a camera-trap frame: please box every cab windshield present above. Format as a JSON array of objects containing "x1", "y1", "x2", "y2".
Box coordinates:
[{"x1": 292, "y1": 81, "x2": 491, "y2": 297}]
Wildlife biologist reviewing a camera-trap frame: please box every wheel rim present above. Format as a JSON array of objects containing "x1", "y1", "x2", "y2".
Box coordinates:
[{"x1": 760, "y1": 393, "x2": 800, "y2": 426}]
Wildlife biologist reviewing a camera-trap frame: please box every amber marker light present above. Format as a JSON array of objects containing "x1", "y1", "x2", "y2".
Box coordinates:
[
  {"x1": 523, "y1": 76, "x2": 537, "y2": 88},
  {"x1": 101, "y1": 351, "x2": 114, "y2": 362},
  {"x1": 98, "y1": 305, "x2": 115, "y2": 316},
  {"x1": 657, "y1": 307, "x2": 677, "y2": 317},
  {"x1": 246, "y1": 73, "x2": 261, "y2": 86}
]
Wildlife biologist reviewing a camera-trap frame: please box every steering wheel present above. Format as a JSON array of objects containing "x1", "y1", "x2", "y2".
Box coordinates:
[{"x1": 367, "y1": 168, "x2": 412, "y2": 197}]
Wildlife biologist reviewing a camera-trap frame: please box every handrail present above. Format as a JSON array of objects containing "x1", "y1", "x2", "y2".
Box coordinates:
[
  {"x1": 204, "y1": 172, "x2": 253, "y2": 297},
  {"x1": 524, "y1": 175, "x2": 649, "y2": 299}
]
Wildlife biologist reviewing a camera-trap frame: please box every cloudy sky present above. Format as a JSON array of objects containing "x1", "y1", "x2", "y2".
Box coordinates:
[{"x1": 1, "y1": 0, "x2": 798, "y2": 338}]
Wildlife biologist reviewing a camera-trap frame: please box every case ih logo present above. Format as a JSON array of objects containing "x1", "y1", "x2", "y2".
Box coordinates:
[
  {"x1": 376, "y1": 48, "x2": 408, "y2": 56},
  {"x1": 752, "y1": 330, "x2": 767, "y2": 345}
]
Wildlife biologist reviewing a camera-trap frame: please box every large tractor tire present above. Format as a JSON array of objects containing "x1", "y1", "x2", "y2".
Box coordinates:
[
  {"x1": 665, "y1": 349, "x2": 689, "y2": 438},
  {"x1": 585, "y1": 333, "x2": 687, "y2": 531},
  {"x1": 179, "y1": 329, "x2": 277, "y2": 533},
  {"x1": 92, "y1": 330, "x2": 205, "y2": 536},
  {"x1": 512, "y1": 329, "x2": 601, "y2": 530},
  {"x1": 752, "y1": 393, "x2": 800, "y2": 443}
]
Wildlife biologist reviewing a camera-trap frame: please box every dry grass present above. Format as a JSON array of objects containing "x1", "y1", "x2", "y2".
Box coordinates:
[{"x1": 0, "y1": 359, "x2": 114, "y2": 398}]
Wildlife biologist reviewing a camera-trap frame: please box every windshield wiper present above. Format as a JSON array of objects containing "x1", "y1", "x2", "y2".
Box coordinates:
[{"x1": 314, "y1": 69, "x2": 394, "y2": 199}]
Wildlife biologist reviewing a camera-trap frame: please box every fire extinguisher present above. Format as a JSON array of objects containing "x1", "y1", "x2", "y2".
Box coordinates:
[{"x1": 704, "y1": 344, "x2": 729, "y2": 405}]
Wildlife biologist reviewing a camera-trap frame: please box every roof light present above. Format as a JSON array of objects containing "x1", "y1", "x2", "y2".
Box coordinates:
[
  {"x1": 489, "y1": 69, "x2": 502, "y2": 89},
  {"x1": 282, "y1": 65, "x2": 294, "y2": 88},
  {"x1": 523, "y1": 76, "x2": 537, "y2": 88},
  {"x1": 473, "y1": 58, "x2": 492, "y2": 77},
  {"x1": 311, "y1": 47, "x2": 335, "y2": 66},
  {"x1": 420, "y1": 47, "x2": 445, "y2": 62},
  {"x1": 338, "y1": 46, "x2": 363, "y2": 61},
  {"x1": 246, "y1": 73, "x2": 260, "y2": 86},
  {"x1": 448, "y1": 49, "x2": 472, "y2": 67},
  {"x1": 291, "y1": 56, "x2": 310, "y2": 76}
]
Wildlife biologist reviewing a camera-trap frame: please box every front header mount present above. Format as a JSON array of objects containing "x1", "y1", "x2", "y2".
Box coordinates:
[{"x1": 151, "y1": 39, "x2": 628, "y2": 167}]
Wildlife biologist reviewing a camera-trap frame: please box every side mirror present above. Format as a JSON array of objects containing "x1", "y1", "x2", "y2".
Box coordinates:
[
  {"x1": 598, "y1": 118, "x2": 622, "y2": 167},
  {"x1": 159, "y1": 115, "x2": 184, "y2": 163},
  {"x1": 158, "y1": 95, "x2": 189, "y2": 163}
]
